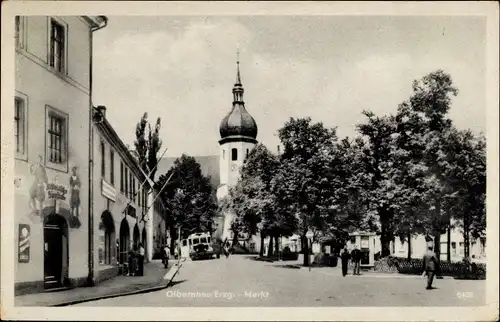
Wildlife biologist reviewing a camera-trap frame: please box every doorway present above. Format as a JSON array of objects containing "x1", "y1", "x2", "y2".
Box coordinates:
[
  {"x1": 119, "y1": 219, "x2": 130, "y2": 264},
  {"x1": 133, "y1": 224, "x2": 140, "y2": 249},
  {"x1": 44, "y1": 214, "x2": 68, "y2": 289},
  {"x1": 100, "y1": 211, "x2": 116, "y2": 265}
]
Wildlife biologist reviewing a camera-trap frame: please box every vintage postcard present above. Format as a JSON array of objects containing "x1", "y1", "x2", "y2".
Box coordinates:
[{"x1": 1, "y1": 1, "x2": 498, "y2": 321}]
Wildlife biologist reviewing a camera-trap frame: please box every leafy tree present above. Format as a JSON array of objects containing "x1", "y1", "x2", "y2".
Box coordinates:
[
  {"x1": 156, "y1": 154, "x2": 217, "y2": 252},
  {"x1": 273, "y1": 117, "x2": 338, "y2": 266},
  {"x1": 134, "y1": 112, "x2": 162, "y2": 181},
  {"x1": 355, "y1": 111, "x2": 398, "y2": 257},
  {"x1": 333, "y1": 137, "x2": 379, "y2": 243},
  {"x1": 405, "y1": 70, "x2": 458, "y2": 261},
  {"x1": 221, "y1": 143, "x2": 282, "y2": 256},
  {"x1": 436, "y1": 128, "x2": 486, "y2": 257}
]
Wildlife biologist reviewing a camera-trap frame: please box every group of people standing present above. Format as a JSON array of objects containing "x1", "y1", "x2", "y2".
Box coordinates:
[
  {"x1": 126, "y1": 243, "x2": 145, "y2": 276},
  {"x1": 340, "y1": 245, "x2": 363, "y2": 277}
]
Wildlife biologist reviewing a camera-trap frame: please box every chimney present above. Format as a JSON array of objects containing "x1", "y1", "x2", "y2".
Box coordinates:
[{"x1": 97, "y1": 105, "x2": 106, "y2": 118}]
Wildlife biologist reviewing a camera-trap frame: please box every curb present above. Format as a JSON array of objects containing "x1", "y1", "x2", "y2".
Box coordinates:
[{"x1": 51, "y1": 266, "x2": 180, "y2": 307}]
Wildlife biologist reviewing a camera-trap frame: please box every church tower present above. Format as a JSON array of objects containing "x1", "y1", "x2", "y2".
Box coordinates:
[{"x1": 216, "y1": 54, "x2": 258, "y2": 243}]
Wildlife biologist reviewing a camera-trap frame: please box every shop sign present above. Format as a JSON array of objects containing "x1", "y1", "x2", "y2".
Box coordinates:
[{"x1": 18, "y1": 224, "x2": 30, "y2": 263}]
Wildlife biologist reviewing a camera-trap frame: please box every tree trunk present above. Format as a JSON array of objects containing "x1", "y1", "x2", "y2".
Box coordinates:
[
  {"x1": 302, "y1": 234, "x2": 310, "y2": 266},
  {"x1": 268, "y1": 236, "x2": 274, "y2": 257},
  {"x1": 447, "y1": 226, "x2": 451, "y2": 262},
  {"x1": 407, "y1": 233, "x2": 411, "y2": 260},
  {"x1": 464, "y1": 213, "x2": 470, "y2": 258},
  {"x1": 380, "y1": 207, "x2": 393, "y2": 257},
  {"x1": 433, "y1": 232, "x2": 441, "y2": 276},
  {"x1": 232, "y1": 231, "x2": 239, "y2": 247},
  {"x1": 274, "y1": 235, "x2": 280, "y2": 259},
  {"x1": 259, "y1": 234, "x2": 265, "y2": 257},
  {"x1": 169, "y1": 225, "x2": 177, "y2": 256},
  {"x1": 380, "y1": 234, "x2": 392, "y2": 257}
]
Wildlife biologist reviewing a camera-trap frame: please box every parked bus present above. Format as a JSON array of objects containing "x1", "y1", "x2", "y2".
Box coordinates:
[{"x1": 180, "y1": 232, "x2": 218, "y2": 260}]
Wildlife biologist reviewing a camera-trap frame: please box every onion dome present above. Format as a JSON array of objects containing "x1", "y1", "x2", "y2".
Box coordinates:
[{"x1": 219, "y1": 57, "x2": 258, "y2": 143}]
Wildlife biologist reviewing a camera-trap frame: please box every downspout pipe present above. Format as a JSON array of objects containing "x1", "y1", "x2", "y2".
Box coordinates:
[{"x1": 87, "y1": 16, "x2": 108, "y2": 287}]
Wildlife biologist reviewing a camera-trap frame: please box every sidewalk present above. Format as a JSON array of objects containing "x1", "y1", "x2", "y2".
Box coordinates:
[{"x1": 15, "y1": 260, "x2": 177, "y2": 307}]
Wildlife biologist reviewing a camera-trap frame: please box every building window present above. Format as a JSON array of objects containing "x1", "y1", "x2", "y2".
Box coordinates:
[
  {"x1": 246, "y1": 149, "x2": 249, "y2": 158},
  {"x1": 49, "y1": 19, "x2": 66, "y2": 73},
  {"x1": 110, "y1": 149, "x2": 115, "y2": 185},
  {"x1": 101, "y1": 142, "x2": 106, "y2": 178},
  {"x1": 222, "y1": 149, "x2": 225, "y2": 160},
  {"x1": 15, "y1": 16, "x2": 22, "y2": 48},
  {"x1": 14, "y1": 96, "x2": 27, "y2": 158},
  {"x1": 132, "y1": 177, "x2": 136, "y2": 202},
  {"x1": 120, "y1": 162, "x2": 124, "y2": 192},
  {"x1": 129, "y1": 172, "x2": 133, "y2": 200},
  {"x1": 124, "y1": 168, "x2": 129, "y2": 196},
  {"x1": 231, "y1": 148, "x2": 238, "y2": 161},
  {"x1": 46, "y1": 106, "x2": 68, "y2": 170},
  {"x1": 138, "y1": 184, "x2": 141, "y2": 207}
]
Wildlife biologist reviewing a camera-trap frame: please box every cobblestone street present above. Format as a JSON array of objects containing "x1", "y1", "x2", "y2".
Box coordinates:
[{"x1": 74, "y1": 255, "x2": 486, "y2": 307}]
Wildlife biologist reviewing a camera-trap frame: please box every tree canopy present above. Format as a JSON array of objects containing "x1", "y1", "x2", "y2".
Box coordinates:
[
  {"x1": 156, "y1": 154, "x2": 217, "y2": 241},
  {"x1": 134, "y1": 112, "x2": 162, "y2": 181}
]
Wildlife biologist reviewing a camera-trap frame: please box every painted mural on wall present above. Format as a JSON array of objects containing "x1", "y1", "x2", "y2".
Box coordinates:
[
  {"x1": 29, "y1": 155, "x2": 48, "y2": 213},
  {"x1": 69, "y1": 166, "x2": 81, "y2": 220},
  {"x1": 23, "y1": 155, "x2": 82, "y2": 228}
]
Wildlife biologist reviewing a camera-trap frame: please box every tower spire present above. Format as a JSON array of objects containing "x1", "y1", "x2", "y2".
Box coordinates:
[
  {"x1": 236, "y1": 49, "x2": 242, "y2": 85},
  {"x1": 232, "y1": 49, "x2": 244, "y2": 103}
]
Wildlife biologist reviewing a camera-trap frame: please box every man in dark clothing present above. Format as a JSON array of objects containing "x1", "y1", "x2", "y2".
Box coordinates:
[
  {"x1": 422, "y1": 246, "x2": 438, "y2": 289},
  {"x1": 340, "y1": 246, "x2": 351, "y2": 277},
  {"x1": 162, "y1": 245, "x2": 169, "y2": 268},
  {"x1": 351, "y1": 246, "x2": 362, "y2": 275}
]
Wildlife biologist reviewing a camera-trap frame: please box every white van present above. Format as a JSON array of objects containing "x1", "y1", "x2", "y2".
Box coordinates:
[{"x1": 180, "y1": 232, "x2": 215, "y2": 260}]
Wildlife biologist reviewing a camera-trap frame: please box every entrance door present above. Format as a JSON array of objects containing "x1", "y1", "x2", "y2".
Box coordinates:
[
  {"x1": 119, "y1": 219, "x2": 130, "y2": 264},
  {"x1": 44, "y1": 214, "x2": 68, "y2": 289},
  {"x1": 44, "y1": 224, "x2": 63, "y2": 288}
]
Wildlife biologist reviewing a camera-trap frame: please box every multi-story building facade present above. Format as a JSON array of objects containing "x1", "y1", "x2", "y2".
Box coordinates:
[
  {"x1": 152, "y1": 189, "x2": 168, "y2": 259},
  {"x1": 14, "y1": 16, "x2": 107, "y2": 294},
  {"x1": 92, "y1": 106, "x2": 155, "y2": 281}
]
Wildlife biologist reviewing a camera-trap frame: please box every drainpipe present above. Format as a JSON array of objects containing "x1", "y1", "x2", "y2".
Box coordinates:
[{"x1": 87, "y1": 16, "x2": 108, "y2": 287}]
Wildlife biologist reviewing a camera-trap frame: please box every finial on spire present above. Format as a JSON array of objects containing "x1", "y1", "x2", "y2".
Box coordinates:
[{"x1": 235, "y1": 49, "x2": 242, "y2": 85}]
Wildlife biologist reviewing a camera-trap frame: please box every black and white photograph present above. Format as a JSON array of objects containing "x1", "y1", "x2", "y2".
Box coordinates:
[{"x1": 1, "y1": 1, "x2": 498, "y2": 321}]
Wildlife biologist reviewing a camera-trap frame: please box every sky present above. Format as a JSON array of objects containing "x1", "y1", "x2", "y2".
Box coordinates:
[{"x1": 92, "y1": 16, "x2": 486, "y2": 158}]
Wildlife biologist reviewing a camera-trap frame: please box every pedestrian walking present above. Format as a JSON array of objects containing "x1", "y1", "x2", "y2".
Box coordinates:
[
  {"x1": 138, "y1": 243, "x2": 145, "y2": 276},
  {"x1": 340, "y1": 246, "x2": 351, "y2": 277},
  {"x1": 351, "y1": 245, "x2": 362, "y2": 275},
  {"x1": 422, "y1": 245, "x2": 438, "y2": 289},
  {"x1": 162, "y1": 244, "x2": 170, "y2": 268}
]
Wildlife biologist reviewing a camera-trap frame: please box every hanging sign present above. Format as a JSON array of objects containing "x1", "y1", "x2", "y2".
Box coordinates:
[{"x1": 18, "y1": 224, "x2": 30, "y2": 263}]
